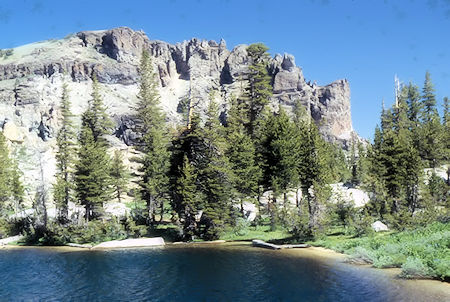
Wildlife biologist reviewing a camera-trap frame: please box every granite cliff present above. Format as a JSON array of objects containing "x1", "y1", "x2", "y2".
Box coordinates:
[{"x1": 0, "y1": 27, "x2": 357, "y2": 202}]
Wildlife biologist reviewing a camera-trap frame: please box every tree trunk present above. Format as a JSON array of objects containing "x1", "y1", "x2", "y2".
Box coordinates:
[
  {"x1": 269, "y1": 194, "x2": 277, "y2": 231},
  {"x1": 159, "y1": 199, "x2": 164, "y2": 223},
  {"x1": 147, "y1": 195, "x2": 155, "y2": 226}
]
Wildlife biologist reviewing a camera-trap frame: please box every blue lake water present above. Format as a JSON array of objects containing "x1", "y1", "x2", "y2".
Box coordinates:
[{"x1": 0, "y1": 244, "x2": 448, "y2": 301}]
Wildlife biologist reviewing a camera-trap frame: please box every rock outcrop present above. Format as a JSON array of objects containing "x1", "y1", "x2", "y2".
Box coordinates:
[{"x1": 0, "y1": 26, "x2": 357, "y2": 203}]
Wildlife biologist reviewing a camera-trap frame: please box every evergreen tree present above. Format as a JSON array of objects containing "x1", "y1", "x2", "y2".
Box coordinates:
[
  {"x1": 75, "y1": 124, "x2": 111, "y2": 221},
  {"x1": 54, "y1": 83, "x2": 76, "y2": 223},
  {"x1": 261, "y1": 107, "x2": 300, "y2": 228},
  {"x1": 134, "y1": 50, "x2": 170, "y2": 225},
  {"x1": 404, "y1": 83, "x2": 422, "y2": 150},
  {"x1": 367, "y1": 94, "x2": 422, "y2": 223},
  {"x1": 197, "y1": 101, "x2": 234, "y2": 239},
  {"x1": 356, "y1": 142, "x2": 368, "y2": 185},
  {"x1": 83, "y1": 75, "x2": 113, "y2": 142},
  {"x1": 0, "y1": 132, "x2": 12, "y2": 210},
  {"x1": 174, "y1": 155, "x2": 200, "y2": 240},
  {"x1": 443, "y1": 96, "x2": 450, "y2": 161},
  {"x1": 296, "y1": 118, "x2": 330, "y2": 233},
  {"x1": 245, "y1": 43, "x2": 273, "y2": 139},
  {"x1": 110, "y1": 150, "x2": 129, "y2": 203},
  {"x1": 0, "y1": 132, "x2": 24, "y2": 212},
  {"x1": 74, "y1": 76, "x2": 113, "y2": 221},
  {"x1": 171, "y1": 100, "x2": 234, "y2": 239},
  {"x1": 350, "y1": 139, "x2": 358, "y2": 185},
  {"x1": 225, "y1": 97, "x2": 260, "y2": 215},
  {"x1": 419, "y1": 72, "x2": 443, "y2": 167}
]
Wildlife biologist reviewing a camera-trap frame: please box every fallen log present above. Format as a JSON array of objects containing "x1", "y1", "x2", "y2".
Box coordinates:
[
  {"x1": 281, "y1": 244, "x2": 310, "y2": 249},
  {"x1": 252, "y1": 239, "x2": 309, "y2": 250},
  {"x1": 252, "y1": 239, "x2": 281, "y2": 250}
]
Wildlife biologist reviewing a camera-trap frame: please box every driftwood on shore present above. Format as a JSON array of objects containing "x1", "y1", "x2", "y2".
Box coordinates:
[
  {"x1": 252, "y1": 239, "x2": 309, "y2": 250},
  {"x1": 91, "y1": 237, "x2": 165, "y2": 249}
]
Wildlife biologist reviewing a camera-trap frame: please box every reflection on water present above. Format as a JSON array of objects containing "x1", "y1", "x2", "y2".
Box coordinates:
[{"x1": 0, "y1": 244, "x2": 448, "y2": 301}]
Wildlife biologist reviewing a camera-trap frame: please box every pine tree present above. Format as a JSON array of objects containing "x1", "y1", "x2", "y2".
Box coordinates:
[
  {"x1": 261, "y1": 107, "x2": 301, "y2": 228},
  {"x1": 225, "y1": 97, "x2": 260, "y2": 215},
  {"x1": 0, "y1": 132, "x2": 24, "y2": 213},
  {"x1": 443, "y1": 96, "x2": 450, "y2": 161},
  {"x1": 110, "y1": 150, "x2": 129, "y2": 203},
  {"x1": 350, "y1": 139, "x2": 358, "y2": 185},
  {"x1": 365, "y1": 125, "x2": 390, "y2": 218},
  {"x1": 54, "y1": 83, "x2": 76, "y2": 223},
  {"x1": 0, "y1": 132, "x2": 12, "y2": 209},
  {"x1": 174, "y1": 155, "x2": 200, "y2": 240},
  {"x1": 420, "y1": 72, "x2": 443, "y2": 167},
  {"x1": 134, "y1": 50, "x2": 170, "y2": 225},
  {"x1": 405, "y1": 83, "x2": 422, "y2": 150},
  {"x1": 74, "y1": 76, "x2": 113, "y2": 221},
  {"x1": 83, "y1": 74, "x2": 113, "y2": 142},
  {"x1": 245, "y1": 43, "x2": 273, "y2": 139},
  {"x1": 197, "y1": 101, "x2": 234, "y2": 239},
  {"x1": 296, "y1": 119, "x2": 330, "y2": 233},
  {"x1": 75, "y1": 125, "x2": 111, "y2": 221}
]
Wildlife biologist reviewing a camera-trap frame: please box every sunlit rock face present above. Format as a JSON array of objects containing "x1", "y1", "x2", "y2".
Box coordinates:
[{"x1": 0, "y1": 27, "x2": 357, "y2": 202}]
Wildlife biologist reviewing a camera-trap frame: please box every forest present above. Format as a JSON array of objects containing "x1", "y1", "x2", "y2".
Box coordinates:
[{"x1": 0, "y1": 44, "x2": 448, "y2": 279}]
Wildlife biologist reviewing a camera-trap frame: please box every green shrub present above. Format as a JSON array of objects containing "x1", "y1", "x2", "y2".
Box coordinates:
[
  {"x1": 312, "y1": 222, "x2": 450, "y2": 280},
  {"x1": 233, "y1": 218, "x2": 250, "y2": 236},
  {"x1": 348, "y1": 246, "x2": 374, "y2": 264},
  {"x1": 400, "y1": 257, "x2": 432, "y2": 279}
]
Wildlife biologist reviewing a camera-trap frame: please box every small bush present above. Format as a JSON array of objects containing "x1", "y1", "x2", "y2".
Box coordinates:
[
  {"x1": 400, "y1": 257, "x2": 432, "y2": 279},
  {"x1": 348, "y1": 246, "x2": 374, "y2": 264},
  {"x1": 233, "y1": 218, "x2": 250, "y2": 236}
]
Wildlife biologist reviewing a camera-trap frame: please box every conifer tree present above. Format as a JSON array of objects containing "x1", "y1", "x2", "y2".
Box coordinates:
[
  {"x1": 0, "y1": 132, "x2": 24, "y2": 212},
  {"x1": 245, "y1": 43, "x2": 273, "y2": 139},
  {"x1": 365, "y1": 125, "x2": 390, "y2": 218},
  {"x1": 225, "y1": 97, "x2": 260, "y2": 215},
  {"x1": 54, "y1": 84, "x2": 76, "y2": 223},
  {"x1": 134, "y1": 50, "x2": 170, "y2": 225},
  {"x1": 419, "y1": 72, "x2": 443, "y2": 167},
  {"x1": 197, "y1": 101, "x2": 234, "y2": 239},
  {"x1": 75, "y1": 75, "x2": 113, "y2": 221},
  {"x1": 356, "y1": 142, "x2": 368, "y2": 185},
  {"x1": 174, "y1": 155, "x2": 200, "y2": 240},
  {"x1": 110, "y1": 150, "x2": 129, "y2": 203},
  {"x1": 261, "y1": 107, "x2": 300, "y2": 228},
  {"x1": 350, "y1": 139, "x2": 358, "y2": 185},
  {"x1": 296, "y1": 119, "x2": 330, "y2": 233},
  {"x1": 404, "y1": 83, "x2": 422, "y2": 149},
  {"x1": 443, "y1": 96, "x2": 450, "y2": 161},
  {"x1": 0, "y1": 132, "x2": 12, "y2": 209}
]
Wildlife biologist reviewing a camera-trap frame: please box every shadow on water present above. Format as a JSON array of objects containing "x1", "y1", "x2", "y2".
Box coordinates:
[{"x1": 0, "y1": 245, "x2": 448, "y2": 301}]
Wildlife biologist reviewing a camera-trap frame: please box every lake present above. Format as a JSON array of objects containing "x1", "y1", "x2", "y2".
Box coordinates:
[{"x1": 0, "y1": 243, "x2": 448, "y2": 301}]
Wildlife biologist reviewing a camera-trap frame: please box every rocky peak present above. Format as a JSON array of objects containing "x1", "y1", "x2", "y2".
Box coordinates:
[{"x1": 0, "y1": 27, "x2": 357, "y2": 200}]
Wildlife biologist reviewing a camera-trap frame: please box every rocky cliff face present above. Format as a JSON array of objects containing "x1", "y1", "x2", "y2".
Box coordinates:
[{"x1": 0, "y1": 27, "x2": 356, "y2": 202}]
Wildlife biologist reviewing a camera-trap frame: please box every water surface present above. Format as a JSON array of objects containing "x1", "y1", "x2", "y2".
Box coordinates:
[{"x1": 0, "y1": 244, "x2": 448, "y2": 301}]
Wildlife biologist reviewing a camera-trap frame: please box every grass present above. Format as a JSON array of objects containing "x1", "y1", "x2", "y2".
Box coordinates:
[
  {"x1": 220, "y1": 225, "x2": 293, "y2": 243},
  {"x1": 308, "y1": 222, "x2": 450, "y2": 280}
]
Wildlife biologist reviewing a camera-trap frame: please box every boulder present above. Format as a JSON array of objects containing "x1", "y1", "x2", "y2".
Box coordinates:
[
  {"x1": 371, "y1": 221, "x2": 389, "y2": 232},
  {"x1": 0, "y1": 235, "x2": 24, "y2": 245},
  {"x1": 2, "y1": 121, "x2": 24, "y2": 142}
]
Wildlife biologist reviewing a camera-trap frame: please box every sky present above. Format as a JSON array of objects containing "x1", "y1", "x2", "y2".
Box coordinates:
[{"x1": 0, "y1": 0, "x2": 449, "y2": 139}]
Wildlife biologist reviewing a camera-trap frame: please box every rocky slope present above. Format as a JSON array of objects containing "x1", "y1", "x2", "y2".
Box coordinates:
[{"x1": 0, "y1": 27, "x2": 357, "y2": 203}]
